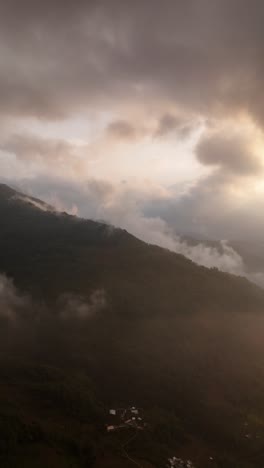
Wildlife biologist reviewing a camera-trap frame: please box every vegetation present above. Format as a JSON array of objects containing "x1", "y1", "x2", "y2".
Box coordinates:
[{"x1": 1, "y1": 184, "x2": 264, "y2": 466}]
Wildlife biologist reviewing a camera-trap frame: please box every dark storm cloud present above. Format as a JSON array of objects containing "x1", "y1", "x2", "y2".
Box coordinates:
[{"x1": 1, "y1": 0, "x2": 264, "y2": 124}]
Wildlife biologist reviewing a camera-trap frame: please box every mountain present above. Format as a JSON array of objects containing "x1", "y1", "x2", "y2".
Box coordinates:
[
  {"x1": 1, "y1": 183, "x2": 264, "y2": 468},
  {"x1": 0, "y1": 183, "x2": 263, "y2": 314}
]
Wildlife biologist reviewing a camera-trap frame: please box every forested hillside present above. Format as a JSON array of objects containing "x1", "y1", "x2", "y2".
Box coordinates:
[{"x1": 1, "y1": 184, "x2": 264, "y2": 468}]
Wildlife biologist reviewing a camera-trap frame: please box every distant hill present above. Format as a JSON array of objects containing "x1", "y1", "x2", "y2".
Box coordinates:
[{"x1": 1, "y1": 183, "x2": 264, "y2": 468}]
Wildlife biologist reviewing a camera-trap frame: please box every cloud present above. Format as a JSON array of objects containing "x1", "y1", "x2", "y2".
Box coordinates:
[
  {"x1": 13, "y1": 194, "x2": 54, "y2": 212},
  {"x1": 145, "y1": 167, "x2": 264, "y2": 241},
  {"x1": 196, "y1": 131, "x2": 263, "y2": 175},
  {"x1": 0, "y1": 274, "x2": 30, "y2": 321},
  {"x1": 106, "y1": 114, "x2": 197, "y2": 141},
  {"x1": 106, "y1": 111, "x2": 198, "y2": 143},
  {"x1": 13, "y1": 176, "x2": 115, "y2": 218},
  {"x1": 0, "y1": 268, "x2": 107, "y2": 326},
  {"x1": 141, "y1": 123, "x2": 264, "y2": 248},
  {"x1": 155, "y1": 113, "x2": 196, "y2": 139},
  {"x1": 58, "y1": 289, "x2": 107, "y2": 320},
  {"x1": 0, "y1": 0, "x2": 264, "y2": 128},
  {"x1": 107, "y1": 120, "x2": 143, "y2": 140},
  {"x1": 0, "y1": 133, "x2": 87, "y2": 171}
]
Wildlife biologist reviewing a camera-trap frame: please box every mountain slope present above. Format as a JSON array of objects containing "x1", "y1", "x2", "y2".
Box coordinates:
[
  {"x1": 0, "y1": 183, "x2": 263, "y2": 315},
  {"x1": 1, "y1": 184, "x2": 264, "y2": 467}
]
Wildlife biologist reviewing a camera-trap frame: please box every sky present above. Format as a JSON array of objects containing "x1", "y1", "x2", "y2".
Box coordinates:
[{"x1": 1, "y1": 0, "x2": 264, "y2": 279}]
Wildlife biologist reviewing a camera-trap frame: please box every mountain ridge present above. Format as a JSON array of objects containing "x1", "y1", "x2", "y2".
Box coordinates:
[{"x1": 0, "y1": 184, "x2": 264, "y2": 314}]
